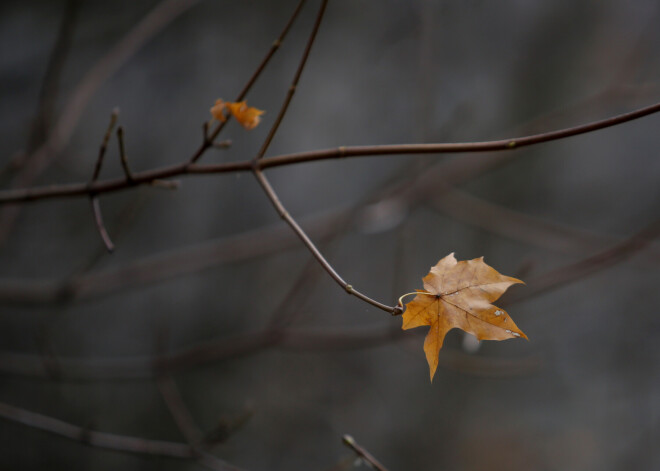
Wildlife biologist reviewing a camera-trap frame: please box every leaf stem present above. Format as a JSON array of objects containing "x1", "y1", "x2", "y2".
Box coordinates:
[{"x1": 397, "y1": 291, "x2": 432, "y2": 308}]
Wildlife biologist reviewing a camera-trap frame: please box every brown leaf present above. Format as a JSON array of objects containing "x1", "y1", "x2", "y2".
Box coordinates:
[
  {"x1": 210, "y1": 99, "x2": 228, "y2": 122},
  {"x1": 401, "y1": 253, "x2": 526, "y2": 381},
  {"x1": 225, "y1": 101, "x2": 264, "y2": 130},
  {"x1": 209, "y1": 99, "x2": 265, "y2": 130}
]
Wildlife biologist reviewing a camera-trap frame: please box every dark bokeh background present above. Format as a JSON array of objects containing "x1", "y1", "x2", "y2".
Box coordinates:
[{"x1": 1, "y1": 1, "x2": 659, "y2": 470}]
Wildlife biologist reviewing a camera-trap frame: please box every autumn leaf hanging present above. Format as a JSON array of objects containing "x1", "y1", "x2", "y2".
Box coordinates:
[
  {"x1": 399, "y1": 253, "x2": 527, "y2": 381},
  {"x1": 210, "y1": 99, "x2": 264, "y2": 130}
]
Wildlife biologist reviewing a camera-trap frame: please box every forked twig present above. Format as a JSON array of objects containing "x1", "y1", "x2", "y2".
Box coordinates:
[
  {"x1": 189, "y1": 0, "x2": 307, "y2": 163},
  {"x1": 0, "y1": 0, "x2": 204, "y2": 245},
  {"x1": 255, "y1": 0, "x2": 328, "y2": 160},
  {"x1": 88, "y1": 109, "x2": 119, "y2": 252}
]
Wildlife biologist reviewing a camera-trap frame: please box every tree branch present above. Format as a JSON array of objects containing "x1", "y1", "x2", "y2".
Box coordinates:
[
  {"x1": 0, "y1": 0, "x2": 203, "y2": 245},
  {"x1": 189, "y1": 0, "x2": 307, "y2": 163},
  {"x1": 342, "y1": 435, "x2": 389, "y2": 471},
  {"x1": 1, "y1": 100, "x2": 659, "y2": 204},
  {"x1": 503, "y1": 219, "x2": 660, "y2": 305},
  {"x1": 252, "y1": 168, "x2": 402, "y2": 315},
  {"x1": 255, "y1": 0, "x2": 328, "y2": 160},
  {"x1": 0, "y1": 400, "x2": 243, "y2": 471}
]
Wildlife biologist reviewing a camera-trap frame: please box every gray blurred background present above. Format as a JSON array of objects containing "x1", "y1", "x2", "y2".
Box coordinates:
[{"x1": 1, "y1": 0, "x2": 659, "y2": 469}]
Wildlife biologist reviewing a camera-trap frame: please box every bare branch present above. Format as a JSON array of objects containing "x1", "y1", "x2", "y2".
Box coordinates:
[
  {"x1": 0, "y1": 400, "x2": 243, "y2": 471},
  {"x1": 90, "y1": 197, "x2": 114, "y2": 252},
  {"x1": 428, "y1": 187, "x2": 630, "y2": 256},
  {"x1": 2, "y1": 100, "x2": 660, "y2": 204},
  {"x1": 257, "y1": 100, "x2": 660, "y2": 168},
  {"x1": 342, "y1": 435, "x2": 389, "y2": 471},
  {"x1": 189, "y1": 0, "x2": 308, "y2": 163},
  {"x1": 255, "y1": 0, "x2": 328, "y2": 160},
  {"x1": 87, "y1": 109, "x2": 120, "y2": 252},
  {"x1": 0, "y1": 0, "x2": 203, "y2": 244},
  {"x1": 116, "y1": 126, "x2": 135, "y2": 183},
  {"x1": 90, "y1": 109, "x2": 119, "y2": 181},
  {"x1": 503, "y1": 220, "x2": 660, "y2": 305}
]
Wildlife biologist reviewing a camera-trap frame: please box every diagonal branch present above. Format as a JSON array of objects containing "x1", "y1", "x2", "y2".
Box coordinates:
[
  {"x1": 0, "y1": 400, "x2": 243, "y2": 471},
  {"x1": 88, "y1": 109, "x2": 119, "y2": 252},
  {"x1": 90, "y1": 198, "x2": 114, "y2": 252},
  {"x1": 189, "y1": 0, "x2": 307, "y2": 163},
  {"x1": 116, "y1": 126, "x2": 135, "y2": 183},
  {"x1": 255, "y1": 0, "x2": 328, "y2": 160},
  {"x1": 252, "y1": 168, "x2": 402, "y2": 315},
  {"x1": 503, "y1": 219, "x2": 660, "y2": 306},
  {"x1": 342, "y1": 435, "x2": 389, "y2": 471}
]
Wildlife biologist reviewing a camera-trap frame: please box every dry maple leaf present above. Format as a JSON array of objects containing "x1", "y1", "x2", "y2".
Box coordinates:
[
  {"x1": 225, "y1": 101, "x2": 264, "y2": 130},
  {"x1": 401, "y1": 253, "x2": 526, "y2": 381},
  {"x1": 209, "y1": 99, "x2": 264, "y2": 130}
]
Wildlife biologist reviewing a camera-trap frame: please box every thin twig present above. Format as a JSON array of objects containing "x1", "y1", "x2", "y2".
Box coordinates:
[
  {"x1": 0, "y1": 400, "x2": 243, "y2": 471},
  {"x1": 252, "y1": 168, "x2": 402, "y2": 315},
  {"x1": 2, "y1": 100, "x2": 660, "y2": 204},
  {"x1": 90, "y1": 198, "x2": 115, "y2": 252},
  {"x1": 428, "y1": 186, "x2": 626, "y2": 255},
  {"x1": 0, "y1": 164, "x2": 657, "y2": 308},
  {"x1": 202, "y1": 121, "x2": 210, "y2": 144},
  {"x1": 88, "y1": 109, "x2": 120, "y2": 252},
  {"x1": 255, "y1": 0, "x2": 328, "y2": 160},
  {"x1": 189, "y1": 0, "x2": 307, "y2": 163},
  {"x1": 0, "y1": 0, "x2": 202, "y2": 245},
  {"x1": 90, "y1": 109, "x2": 119, "y2": 181},
  {"x1": 116, "y1": 126, "x2": 134, "y2": 183},
  {"x1": 342, "y1": 435, "x2": 389, "y2": 471}
]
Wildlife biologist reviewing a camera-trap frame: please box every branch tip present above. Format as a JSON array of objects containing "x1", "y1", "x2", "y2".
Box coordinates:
[
  {"x1": 341, "y1": 434, "x2": 389, "y2": 471},
  {"x1": 116, "y1": 126, "x2": 135, "y2": 183},
  {"x1": 90, "y1": 197, "x2": 115, "y2": 252}
]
